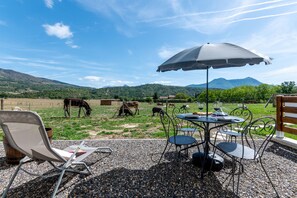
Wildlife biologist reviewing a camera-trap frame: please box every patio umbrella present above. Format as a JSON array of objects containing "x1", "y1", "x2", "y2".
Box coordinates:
[{"x1": 157, "y1": 43, "x2": 271, "y2": 116}]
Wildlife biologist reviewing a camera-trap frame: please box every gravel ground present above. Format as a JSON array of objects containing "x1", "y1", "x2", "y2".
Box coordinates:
[{"x1": 0, "y1": 139, "x2": 296, "y2": 198}]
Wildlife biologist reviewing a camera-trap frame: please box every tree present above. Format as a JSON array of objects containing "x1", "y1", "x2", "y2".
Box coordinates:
[
  {"x1": 278, "y1": 81, "x2": 296, "y2": 94},
  {"x1": 153, "y1": 92, "x2": 158, "y2": 102},
  {"x1": 175, "y1": 92, "x2": 188, "y2": 99}
]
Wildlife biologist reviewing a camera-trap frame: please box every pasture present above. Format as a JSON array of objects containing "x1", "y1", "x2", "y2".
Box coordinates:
[{"x1": 0, "y1": 98, "x2": 282, "y2": 141}]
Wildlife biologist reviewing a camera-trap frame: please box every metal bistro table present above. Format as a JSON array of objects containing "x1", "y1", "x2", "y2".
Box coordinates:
[{"x1": 177, "y1": 113, "x2": 244, "y2": 177}]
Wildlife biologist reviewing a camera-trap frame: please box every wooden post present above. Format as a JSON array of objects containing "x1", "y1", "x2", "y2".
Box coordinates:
[
  {"x1": 1, "y1": 98, "x2": 3, "y2": 110},
  {"x1": 69, "y1": 99, "x2": 72, "y2": 118},
  {"x1": 276, "y1": 95, "x2": 284, "y2": 138},
  {"x1": 166, "y1": 99, "x2": 168, "y2": 113}
]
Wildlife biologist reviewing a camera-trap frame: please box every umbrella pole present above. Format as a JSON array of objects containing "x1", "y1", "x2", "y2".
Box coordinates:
[{"x1": 206, "y1": 67, "x2": 209, "y2": 117}]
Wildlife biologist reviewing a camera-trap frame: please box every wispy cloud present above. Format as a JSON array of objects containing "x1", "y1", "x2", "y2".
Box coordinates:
[
  {"x1": 228, "y1": 10, "x2": 297, "y2": 24},
  {"x1": 78, "y1": 75, "x2": 134, "y2": 88},
  {"x1": 44, "y1": 0, "x2": 62, "y2": 9},
  {"x1": 266, "y1": 65, "x2": 297, "y2": 77},
  {"x1": 127, "y1": 49, "x2": 133, "y2": 55},
  {"x1": 44, "y1": 0, "x2": 54, "y2": 8},
  {"x1": 158, "y1": 46, "x2": 183, "y2": 59},
  {"x1": 141, "y1": 0, "x2": 287, "y2": 23},
  {"x1": 80, "y1": 76, "x2": 102, "y2": 82},
  {"x1": 0, "y1": 55, "x2": 66, "y2": 71},
  {"x1": 152, "y1": 80, "x2": 172, "y2": 85},
  {"x1": 0, "y1": 20, "x2": 6, "y2": 26},
  {"x1": 239, "y1": 15, "x2": 297, "y2": 56},
  {"x1": 65, "y1": 40, "x2": 79, "y2": 49},
  {"x1": 137, "y1": 0, "x2": 297, "y2": 34}
]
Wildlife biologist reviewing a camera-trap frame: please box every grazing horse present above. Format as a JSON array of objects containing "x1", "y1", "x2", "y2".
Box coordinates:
[
  {"x1": 152, "y1": 107, "x2": 162, "y2": 116},
  {"x1": 64, "y1": 98, "x2": 92, "y2": 118},
  {"x1": 168, "y1": 103, "x2": 175, "y2": 108},
  {"x1": 126, "y1": 101, "x2": 140, "y2": 115},
  {"x1": 118, "y1": 103, "x2": 134, "y2": 116}
]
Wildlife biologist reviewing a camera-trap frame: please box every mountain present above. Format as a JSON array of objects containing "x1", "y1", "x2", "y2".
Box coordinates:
[
  {"x1": 187, "y1": 77, "x2": 262, "y2": 89},
  {"x1": 0, "y1": 68, "x2": 80, "y2": 93},
  {"x1": 0, "y1": 68, "x2": 203, "y2": 99},
  {"x1": 0, "y1": 68, "x2": 262, "y2": 99}
]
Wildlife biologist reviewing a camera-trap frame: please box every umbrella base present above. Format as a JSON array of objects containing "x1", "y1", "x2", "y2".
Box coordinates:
[{"x1": 192, "y1": 152, "x2": 224, "y2": 172}]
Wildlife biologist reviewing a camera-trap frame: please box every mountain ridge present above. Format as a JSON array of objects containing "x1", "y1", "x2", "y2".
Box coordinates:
[
  {"x1": 187, "y1": 77, "x2": 262, "y2": 89},
  {"x1": 0, "y1": 68, "x2": 264, "y2": 99}
]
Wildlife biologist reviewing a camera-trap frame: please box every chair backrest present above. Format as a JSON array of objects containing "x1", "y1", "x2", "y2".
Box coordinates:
[
  {"x1": 160, "y1": 110, "x2": 178, "y2": 140},
  {"x1": 229, "y1": 106, "x2": 253, "y2": 131},
  {"x1": 171, "y1": 106, "x2": 190, "y2": 127},
  {"x1": 242, "y1": 116, "x2": 276, "y2": 159},
  {"x1": 0, "y1": 111, "x2": 65, "y2": 162}
]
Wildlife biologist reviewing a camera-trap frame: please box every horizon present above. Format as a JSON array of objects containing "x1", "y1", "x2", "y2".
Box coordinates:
[{"x1": 1, "y1": 1, "x2": 297, "y2": 88}]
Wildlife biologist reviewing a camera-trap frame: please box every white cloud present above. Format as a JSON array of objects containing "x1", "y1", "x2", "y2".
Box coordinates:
[
  {"x1": 152, "y1": 80, "x2": 172, "y2": 85},
  {"x1": 80, "y1": 76, "x2": 102, "y2": 82},
  {"x1": 44, "y1": 0, "x2": 54, "y2": 8},
  {"x1": 110, "y1": 80, "x2": 133, "y2": 85},
  {"x1": 43, "y1": 22, "x2": 73, "y2": 39},
  {"x1": 78, "y1": 75, "x2": 134, "y2": 88}
]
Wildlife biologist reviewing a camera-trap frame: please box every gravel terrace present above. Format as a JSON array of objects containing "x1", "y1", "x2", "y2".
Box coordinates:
[{"x1": 0, "y1": 139, "x2": 296, "y2": 197}]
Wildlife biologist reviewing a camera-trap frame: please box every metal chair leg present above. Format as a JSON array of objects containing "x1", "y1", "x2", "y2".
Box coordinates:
[
  {"x1": 51, "y1": 169, "x2": 66, "y2": 198},
  {"x1": 259, "y1": 158, "x2": 280, "y2": 198},
  {"x1": 158, "y1": 142, "x2": 169, "y2": 164},
  {"x1": 2, "y1": 162, "x2": 23, "y2": 198}
]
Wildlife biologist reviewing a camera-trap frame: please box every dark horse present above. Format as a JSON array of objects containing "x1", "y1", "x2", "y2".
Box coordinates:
[{"x1": 64, "y1": 98, "x2": 92, "y2": 117}]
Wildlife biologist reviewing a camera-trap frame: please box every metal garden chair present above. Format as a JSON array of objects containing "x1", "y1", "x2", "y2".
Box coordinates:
[
  {"x1": 216, "y1": 106, "x2": 253, "y2": 142},
  {"x1": 158, "y1": 110, "x2": 201, "y2": 164},
  {"x1": 216, "y1": 116, "x2": 279, "y2": 197},
  {"x1": 171, "y1": 106, "x2": 200, "y2": 137}
]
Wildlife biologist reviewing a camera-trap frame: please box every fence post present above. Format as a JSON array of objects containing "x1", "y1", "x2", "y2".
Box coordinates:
[
  {"x1": 1, "y1": 98, "x2": 3, "y2": 110},
  {"x1": 69, "y1": 100, "x2": 72, "y2": 118},
  {"x1": 276, "y1": 95, "x2": 284, "y2": 138}
]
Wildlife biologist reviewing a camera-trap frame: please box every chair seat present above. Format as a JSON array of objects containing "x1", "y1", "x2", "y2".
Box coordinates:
[
  {"x1": 219, "y1": 129, "x2": 242, "y2": 137},
  {"x1": 168, "y1": 135, "x2": 197, "y2": 146},
  {"x1": 216, "y1": 142, "x2": 258, "y2": 160}
]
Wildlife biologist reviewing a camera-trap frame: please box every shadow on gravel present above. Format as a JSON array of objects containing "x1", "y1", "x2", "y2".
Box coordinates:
[
  {"x1": 69, "y1": 161, "x2": 236, "y2": 197},
  {"x1": 0, "y1": 157, "x2": 14, "y2": 171},
  {"x1": 1, "y1": 169, "x2": 77, "y2": 198},
  {"x1": 1, "y1": 152, "x2": 112, "y2": 197},
  {"x1": 266, "y1": 142, "x2": 297, "y2": 163}
]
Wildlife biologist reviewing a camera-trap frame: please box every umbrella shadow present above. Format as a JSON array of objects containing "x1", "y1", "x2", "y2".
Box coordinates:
[{"x1": 69, "y1": 162, "x2": 236, "y2": 197}]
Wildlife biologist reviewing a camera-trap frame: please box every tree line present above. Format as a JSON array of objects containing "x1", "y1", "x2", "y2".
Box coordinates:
[{"x1": 0, "y1": 81, "x2": 295, "y2": 104}]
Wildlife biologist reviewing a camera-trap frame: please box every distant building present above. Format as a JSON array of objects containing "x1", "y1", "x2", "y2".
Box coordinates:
[{"x1": 159, "y1": 95, "x2": 176, "y2": 99}]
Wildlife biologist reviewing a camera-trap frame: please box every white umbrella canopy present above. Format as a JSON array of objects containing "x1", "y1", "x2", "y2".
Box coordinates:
[{"x1": 157, "y1": 43, "x2": 272, "y2": 115}]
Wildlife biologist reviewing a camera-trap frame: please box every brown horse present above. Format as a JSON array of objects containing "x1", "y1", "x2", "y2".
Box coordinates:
[
  {"x1": 126, "y1": 101, "x2": 140, "y2": 115},
  {"x1": 168, "y1": 103, "x2": 175, "y2": 108},
  {"x1": 64, "y1": 98, "x2": 92, "y2": 117}
]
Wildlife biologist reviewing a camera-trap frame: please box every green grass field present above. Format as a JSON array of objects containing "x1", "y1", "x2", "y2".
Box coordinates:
[{"x1": 0, "y1": 102, "x2": 296, "y2": 141}]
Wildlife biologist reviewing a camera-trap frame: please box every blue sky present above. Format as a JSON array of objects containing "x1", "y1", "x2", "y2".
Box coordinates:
[{"x1": 0, "y1": 0, "x2": 297, "y2": 88}]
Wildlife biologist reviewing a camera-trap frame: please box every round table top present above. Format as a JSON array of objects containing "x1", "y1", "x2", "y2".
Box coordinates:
[{"x1": 177, "y1": 113, "x2": 244, "y2": 124}]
